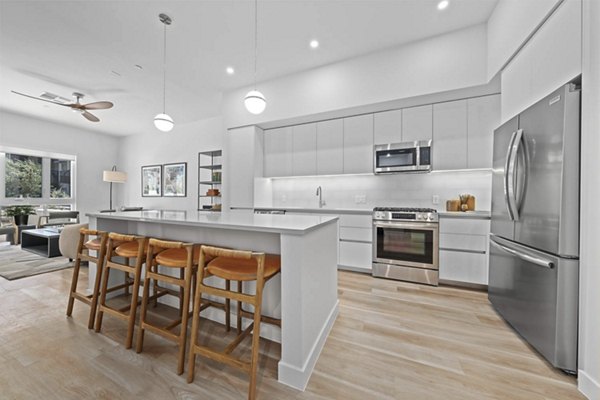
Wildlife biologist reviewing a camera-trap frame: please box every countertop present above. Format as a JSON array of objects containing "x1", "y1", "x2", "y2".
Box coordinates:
[
  {"x1": 252, "y1": 207, "x2": 491, "y2": 219},
  {"x1": 251, "y1": 207, "x2": 373, "y2": 215},
  {"x1": 438, "y1": 211, "x2": 491, "y2": 219},
  {"x1": 87, "y1": 209, "x2": 338, "y2": 235}
]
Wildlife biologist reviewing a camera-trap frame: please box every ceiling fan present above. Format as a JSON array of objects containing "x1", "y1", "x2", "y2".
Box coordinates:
[{"x1": 11, "y1": 90, "x2": 113, "y2": 122}]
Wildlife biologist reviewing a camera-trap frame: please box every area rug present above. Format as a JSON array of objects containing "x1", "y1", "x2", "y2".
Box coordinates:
[{"x1": 0, "y1": 245, "x2": 73, "y2": 280}]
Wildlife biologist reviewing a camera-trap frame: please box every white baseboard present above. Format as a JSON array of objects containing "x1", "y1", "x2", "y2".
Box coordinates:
[
  {"x1": 277, "y1": 300, "x2": 340, "y2": 391},
  {"x1": 579, "y1": 369, "x2": 600, "y2": 400}
]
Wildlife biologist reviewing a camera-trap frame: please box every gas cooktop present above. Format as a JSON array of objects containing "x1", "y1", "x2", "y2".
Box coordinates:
[{"x1": 373, "y1": 207, "x2": 437, "y2": 213}]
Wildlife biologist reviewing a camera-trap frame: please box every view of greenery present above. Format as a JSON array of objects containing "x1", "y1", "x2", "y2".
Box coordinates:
[{"x1": 5, "y1": 155, "x2": 42, "y2": 198}]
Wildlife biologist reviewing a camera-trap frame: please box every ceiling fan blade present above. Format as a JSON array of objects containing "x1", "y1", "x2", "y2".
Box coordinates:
[
  {"x1": 82, "y1": 101, "x2": 113, "y2": 110},
  {"x1": 11, "y1": 90, "x2": 70, "y2": 106},
  {"x1": 81, "y1": 111, "x2": 100, "y2": 122}
]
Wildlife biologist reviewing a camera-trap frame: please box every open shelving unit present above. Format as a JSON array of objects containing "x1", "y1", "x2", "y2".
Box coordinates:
[{"x1": 198, "y1": 150, "x2": 222, "y2": 212}]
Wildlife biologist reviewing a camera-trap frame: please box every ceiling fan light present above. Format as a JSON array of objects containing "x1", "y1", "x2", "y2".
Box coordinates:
[
  {"x1": 244, "y1": 90, "x2": 266, "y2": 115},
  {"x1": 154, "y1": 113, "x2": 174, "y2": 132}
]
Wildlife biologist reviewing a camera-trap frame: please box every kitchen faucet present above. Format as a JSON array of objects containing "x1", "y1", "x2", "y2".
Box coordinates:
[{"x1": 316, "y1": 186, "x2": 325, "y2": 208}]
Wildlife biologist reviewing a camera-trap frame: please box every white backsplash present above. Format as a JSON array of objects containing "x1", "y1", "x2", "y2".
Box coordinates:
[{"x1": 255, "y1": 170, "x2": 492, "y2": 211}]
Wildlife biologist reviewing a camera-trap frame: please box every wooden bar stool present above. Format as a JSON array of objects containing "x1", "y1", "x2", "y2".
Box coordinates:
[
  {"x1": 66, "y1": 228, "x2": 110, "y2": 329},
  {"x1": 95, "y1": 233, "x2": 147, "y2": 349},
  {"x1": 135, "y1": 238, "x2": 197, "y2": 375},
  {"x1": 187, "y1": 245, "x2": 281, "y2": 400}
]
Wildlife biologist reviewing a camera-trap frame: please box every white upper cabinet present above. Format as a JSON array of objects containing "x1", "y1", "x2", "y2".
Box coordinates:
[
  {"x1": 374, "y1": 109, "x2": 402, "y2": 145},
  {"x1": 343, "y1": 114, "x2": 374, "y2": 174},
  {"x1": 292, "y1": 123, "x2": 317, "y2": 176},
  {"x1": 402, "y1": 104, "x2": 432, "y2": 142},
  {"x1": 264, "y1": 127, "x2": 293, "y2": 177},
  {"x1": 317, "y1": 119, "x2": 344, "y2": 175},
  {"x1": 433, "y1": 100, "x2": 468, "y2": 170},
  {"x1": 467, "y1": 94, "x2": 501, "y2": 169}
]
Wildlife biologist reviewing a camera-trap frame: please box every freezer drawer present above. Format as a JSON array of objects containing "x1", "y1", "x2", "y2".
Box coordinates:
[{"x1": 488, "y1": 235, "x2": 578, "y2": 372}]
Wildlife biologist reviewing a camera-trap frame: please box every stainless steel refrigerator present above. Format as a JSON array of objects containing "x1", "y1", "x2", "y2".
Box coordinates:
[{"x1": 489, "y1": 80, "x2": 580, "y2": 373}]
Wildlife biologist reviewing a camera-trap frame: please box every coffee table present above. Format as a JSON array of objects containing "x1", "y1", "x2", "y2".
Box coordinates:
[{"x1": 21, "y1": 228, "x2": 61, "y2": 258}]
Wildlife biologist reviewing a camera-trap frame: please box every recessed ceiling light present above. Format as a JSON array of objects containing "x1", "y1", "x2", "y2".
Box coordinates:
[
  {"x1": 437, "y1": 0, "x2": 449, "y2": 10},
  {"x1": 310, "y1": 40, "x2": 319, "y2": 49},
  {"x1": 226, "y1": 66, "x2": 235, "y2": 75},
  {"x1": 135, "y1": 64, "x2": 143, "y2": 70}
]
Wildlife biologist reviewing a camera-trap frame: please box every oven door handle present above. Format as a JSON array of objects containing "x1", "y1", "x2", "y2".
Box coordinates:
[{"x1": 373, "y1": 221, "x2": 439, "y2": 230}]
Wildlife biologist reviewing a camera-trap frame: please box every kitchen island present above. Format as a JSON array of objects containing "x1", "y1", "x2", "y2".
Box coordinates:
[{"x1": 86, "y1": 210, "x2": 339, "y2": 390}]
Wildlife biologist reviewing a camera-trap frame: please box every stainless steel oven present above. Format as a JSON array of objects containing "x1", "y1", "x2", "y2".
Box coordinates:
[{"x1": 372, "y1": 207, "x2": 439, "y2": 286}]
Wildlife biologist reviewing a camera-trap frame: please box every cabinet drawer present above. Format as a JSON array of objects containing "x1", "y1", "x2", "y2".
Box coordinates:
[
  {"x1": 440, "y1": 219, "x2": 490, "y2": 235},
  {"x1": 439, "y1": 249, "x2": 488, "y2": 285},
  {"x1": 339, "y1": 241, "x2": 372, "y2": 270},
  {"x1": 439, "y1": 233, "x2": 488, "y2": 252},
  {"x1": 339, "y1": 214, "x2": 372, "y2": 228},
  {"x1": 340, "y1": 227, "x2": 372, "y2": 242}
]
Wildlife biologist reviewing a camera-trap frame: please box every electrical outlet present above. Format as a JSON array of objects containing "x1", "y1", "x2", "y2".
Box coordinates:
[
  {"x1": 432, "y1": 195, "x2": 440, "y2": 205},
  {"x1": 355, "y1": 195, "x2": 367, "y2": 204}
]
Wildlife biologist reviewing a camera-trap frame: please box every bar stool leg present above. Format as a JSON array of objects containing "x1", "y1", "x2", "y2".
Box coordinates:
[
  {"x1": 225, "y1": 279, "x2": 231, "y2": 332},
  {"x1": 87, "y1": 243, "x2": 107, "y2": 330},
  {"x1": 66, "y1": 239, "x2": 84, "y2": 318},
  {"x1": 237, "y1": 281, "x2": 243, "y2": 334},
  {"x1": 125, "y1": 256, "x2": 143, "y2": 349},
  {"x1": 94, "y1": 254, "x2": 112, "y2": 333},
  {"x1": 124, "y1": 257, "x2": 130, "y2": 296},
  {"x1": 187, "y1": 261, "x2": 207, "y2": 384},
  {"x1": 248, "y1": 275, "x2": 265, "y2": 400},
  {"x1": 136, "y1": 251, "x2": 154, "y2": 353},
  {"x1": 177, "y1": 262, "x2": 193, "y2": 375}
]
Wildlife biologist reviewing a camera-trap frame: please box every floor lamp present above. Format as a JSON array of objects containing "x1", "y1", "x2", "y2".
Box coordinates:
[{"x1": 101, "y1": 166, "x2": 127, "y2": 213}]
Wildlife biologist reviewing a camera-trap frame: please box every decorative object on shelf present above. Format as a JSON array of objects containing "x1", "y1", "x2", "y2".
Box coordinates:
[
  {"x1": 212, "y1": 171, "x2": 221, "y2": 182},
  {"x1": 101, "y1": 165, "x2": 127, "y2": 212},
  {"x1": 154, "y1": 13, "x2": 174, "y2": 132},
  {"x1": 163, "y1": 162, "x2": 187, "y2": 197},
  {"x1": 206, "y1": 189, "x2": 220, "y2": 196},
  {"x1": 141, "y1": 165, "x2": 162, "y2": 197},
  {"x1": 244, "y1": 0, "x2": 266, "y2": 115}
]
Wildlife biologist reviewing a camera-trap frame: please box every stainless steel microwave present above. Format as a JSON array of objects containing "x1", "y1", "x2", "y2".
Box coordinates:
[{"x1": 373, "y1": 140, "x2": 432, "y2": 173}]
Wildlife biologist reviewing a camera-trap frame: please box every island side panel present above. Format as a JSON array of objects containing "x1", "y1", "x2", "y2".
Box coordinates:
[{"x1": 278, "y1": 219, "x2": 339, "y2": 390}]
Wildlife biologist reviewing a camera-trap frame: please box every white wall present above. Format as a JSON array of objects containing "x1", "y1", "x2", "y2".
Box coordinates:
[
  {"x1": 222, "y1": 24, "x2": 489, "y2": 129},
  {"x1": 578, "y1": 0, "x2": 600, "y2": 397},
  {"x1": 487, "y1": 0, "x2": 562, "y2": 80},
  {"x1": 255, "y1": 170, "x2": 492, "y2": 213},
  {"x1": 500, "y1": 0, "x2": 582, "y2": 121},
  {"x1": 117, "y1": 116, "x2": 224, "y2": 212},
  {"x1": 0, "y1": 110, "x2": 119, "y2": 222}
]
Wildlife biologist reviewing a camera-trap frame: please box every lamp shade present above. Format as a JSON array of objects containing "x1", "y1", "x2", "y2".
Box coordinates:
[
  {"x1": 103, "y1": 170, "x2": 127, "y2": 183},
  {"x1": 244, "y1": 90, "x2": 266, "y2": 115},
  {"x1": 154, "y1": 113, "x2": 174, "y2": 132}
]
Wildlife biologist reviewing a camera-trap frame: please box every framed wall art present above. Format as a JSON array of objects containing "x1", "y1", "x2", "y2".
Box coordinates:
[
  {"x1": 163, "y1": 162, "x2": 187, "y2": 197},
  {"x1": 141, "y1": 165, "x2": 162, "y2": 197}
]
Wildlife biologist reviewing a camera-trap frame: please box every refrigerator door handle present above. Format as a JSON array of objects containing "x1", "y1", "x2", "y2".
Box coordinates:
[
  {"x1": 490, "y1": 238, "x2": 554, "y2": 269},
  {"x1": 507, "y1": 129, "x2": 523, "y2": 220},
  {"x1": 504, "y1": 130, "x2": 518, "y2": 221},
  {"x1": 514, "y1": 129, "x2": 529, "y2": 214}
]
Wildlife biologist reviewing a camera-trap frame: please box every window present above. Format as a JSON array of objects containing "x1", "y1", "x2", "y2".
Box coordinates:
[
  {"x1": 0, "y1": 148, "x2": 76, "y2": 208},
  {"x1": 5, "y1": 153, "x2": 42, "y2": 198},
  {"x1": 51, "y1": 158, "x2": 72, "y2": 198}
]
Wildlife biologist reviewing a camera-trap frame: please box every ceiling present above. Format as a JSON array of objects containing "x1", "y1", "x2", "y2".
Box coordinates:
[{"x1": 0, "y1": 0, "x2": 498, "y2": 136}]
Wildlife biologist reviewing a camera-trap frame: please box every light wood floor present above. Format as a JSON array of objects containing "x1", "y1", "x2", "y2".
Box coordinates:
[{"x1": 0, "y1": 268, "x2": 584, "y2": 400}]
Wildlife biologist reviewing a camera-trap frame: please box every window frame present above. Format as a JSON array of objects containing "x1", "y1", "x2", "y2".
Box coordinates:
[{"x1": 0, "y1": 146, "x2": 77, "y2": 209}]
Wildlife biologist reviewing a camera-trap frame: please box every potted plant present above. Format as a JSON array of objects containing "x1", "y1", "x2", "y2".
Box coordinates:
[{"x1": 4, "y1": 205, "x2": 35, "y2": 226}]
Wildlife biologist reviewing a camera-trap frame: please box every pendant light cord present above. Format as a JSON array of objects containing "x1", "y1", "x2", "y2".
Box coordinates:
[
  {"x1": 163, "y1": 21, "x2": 167, "y2": 114},
  {"x1": 253, "y1": 0, "x2": 258, "y2": 90}
]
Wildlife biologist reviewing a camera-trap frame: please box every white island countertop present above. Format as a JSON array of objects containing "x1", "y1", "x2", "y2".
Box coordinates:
[{"x1": 87, "y1": 209, "x2": 338, "y2": 235}]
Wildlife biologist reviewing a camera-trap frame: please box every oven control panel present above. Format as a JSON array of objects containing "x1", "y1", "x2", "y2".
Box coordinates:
[{"x1": 373, "y1": 208, "x2": 438, "y2": 222}]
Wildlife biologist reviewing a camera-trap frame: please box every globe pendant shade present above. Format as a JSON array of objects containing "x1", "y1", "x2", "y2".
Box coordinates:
[
  {"x1": 244, "y1": 90, "x2": 266, "y2": 115},
  {"x1": 154, "y1": 113, "x2": 174, "y2": 132}
]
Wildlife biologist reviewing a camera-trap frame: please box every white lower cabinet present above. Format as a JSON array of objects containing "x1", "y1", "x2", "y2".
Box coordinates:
[
  {"x1": 339, "y1": 241, "x2": 372, "y2": 272},
  {"x1": 439, "y1": 217, "x2": 490, "y2": 285},
  {"x1": 439, "y1": 250, "x2": 488, "y2": 285}
]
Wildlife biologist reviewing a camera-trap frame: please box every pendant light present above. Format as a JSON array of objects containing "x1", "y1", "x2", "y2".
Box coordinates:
[
  {"x1": 244, "y1": 0, "x2": 266, "y2": 115},
  {"x1": 154, "y1": 13, "x2": 174, "y2": 132}
]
